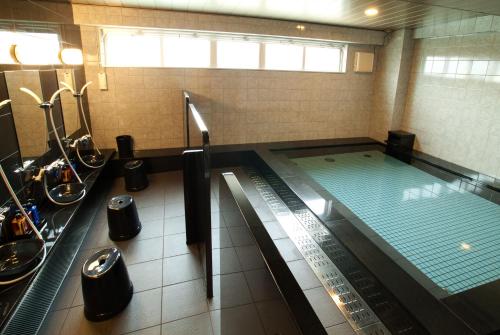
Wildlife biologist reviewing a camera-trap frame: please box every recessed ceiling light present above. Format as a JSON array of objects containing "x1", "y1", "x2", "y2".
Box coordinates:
[
  {"x1": 364, "y1": 7, "x2": 379, "y2": 17},
  {"x1": 296, "y1": 24, "x2": 305, "y2": 31}
]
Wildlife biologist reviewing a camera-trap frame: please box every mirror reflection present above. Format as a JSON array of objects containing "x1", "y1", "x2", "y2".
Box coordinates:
[
  {"x1": 56, "y1": 69, "x2": 80, "y2": 137},
  {"x1": 4, "y1": 70, "x2": 47, "y2": 168}
]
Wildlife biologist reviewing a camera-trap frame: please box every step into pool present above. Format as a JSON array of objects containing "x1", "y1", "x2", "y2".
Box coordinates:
[{"x1": 292, "y1": 150, "x2": 500, "y2": 295}]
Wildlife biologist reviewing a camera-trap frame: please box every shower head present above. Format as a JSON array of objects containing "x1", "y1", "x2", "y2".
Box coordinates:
[
  {"x1": 59, "y1": 81, "x2": 76, "y2": 95},
  {"x1": 0, "y1": 99, "x2": 11, "y2": 110},
  {"x1": 49, "y1": 87, "x2": 70, "y2": 105},
  {"x1": 80, "y1": 81, "x2": 93, "y2": 96},
  {"x1": 20, "y1": 87, "x2": 42, "y2": 105}
]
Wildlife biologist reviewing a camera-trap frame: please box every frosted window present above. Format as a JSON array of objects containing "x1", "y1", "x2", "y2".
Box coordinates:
[
  {"x1": 471, "y1": 61, "x2": 488, "y2": 75},
  {"x1": 100, "y1": 28, "x2": 348, "y2": 73},
  {"x1": 0, "y1": 31, "x2": 60, "y2": 65},
  {"x1": 104, "y1": 32, "x2": 161, "y2": 67},
  {"x1": 432, "y1": 57, "x2": 445, "y2": 74},
  {"x1": 217, "y1": 40, "x2": 259, "y2": 69},
  {"x1": 424, "y1": 57, "x2": 433, "y2": 73},
  {"x1": 304, "y1": 46, "x2": 341, "y2": 72},
  {"x1": 265, "y1": 43, "x2": 303, "y2": 71},
  {"x1": 163, "y1": 36, "x2": 210, "y2": 68}
]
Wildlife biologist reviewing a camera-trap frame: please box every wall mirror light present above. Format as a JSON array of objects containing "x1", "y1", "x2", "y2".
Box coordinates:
[
  {"x1": 4, "y1": 70, "x2": 48, "y2": 168},
  {"x1": 56, "y1": 69, "x2": 80, "y2": 137},
  {"x1": 0, "y1": 30, "x2": 61, "y2": 65}
]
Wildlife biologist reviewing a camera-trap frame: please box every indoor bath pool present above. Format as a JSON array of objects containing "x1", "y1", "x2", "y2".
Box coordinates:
[{"x1": 292, "y1": 150, "x2": 500, "y2": 295}]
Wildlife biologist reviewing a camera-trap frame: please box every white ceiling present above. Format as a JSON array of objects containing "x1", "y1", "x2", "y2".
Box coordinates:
[{"x1": 65, "y1": 0, "x2": 499, "y2": 30}]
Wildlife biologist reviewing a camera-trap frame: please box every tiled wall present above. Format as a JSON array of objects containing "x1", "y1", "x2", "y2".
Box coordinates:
[
  {"x1": 74, "y1": 4, "x2": 384, "y2": 149},
  {"x1": 402, "y1": 17, "x2": 500, "y2": 178},
  {"x1": 370, "y1": 29, "x2": 414, "y2": 142},
  {"x1": 72, "y1": 4, "x2": 385, "y2": 45},
  {"x1": 0, "y1": 0, "x2": 73, "y2": 23}
]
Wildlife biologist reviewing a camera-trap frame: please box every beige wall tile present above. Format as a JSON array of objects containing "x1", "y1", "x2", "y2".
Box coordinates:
[
  {"x1": 402, "y1": 28, "x2": 500, "y2": 178},
  {"x1": 76, "y1": 8, "x2": 377, "y2": 151}
]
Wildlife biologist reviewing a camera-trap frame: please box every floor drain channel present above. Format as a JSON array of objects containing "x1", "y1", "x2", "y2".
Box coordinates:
[
  {"x1": 244, "y1": 165, "x2": 428, "y2": 335},
  {"x1": 244, "y1": 166, "x2": 390, "y2": 335}
]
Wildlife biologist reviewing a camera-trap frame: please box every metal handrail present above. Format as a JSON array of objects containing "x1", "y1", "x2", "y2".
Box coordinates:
[
  {"x1": 183, "y1": 90, "x2": 190, "y2": 147},
  {"x1": 188, "y1": 103, "x2": 209, "y2": 145},
  {"x1": 184, "y1": 91, "x2": 210, "y2": 147}
]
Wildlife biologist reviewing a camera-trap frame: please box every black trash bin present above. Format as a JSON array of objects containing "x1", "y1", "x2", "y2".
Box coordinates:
[
  {"x1": 124, "y1": 160, "x2": 149, "y2": 192},
  {"x1": 107, "y1": 195, "x2": 142, "y2": 241},
  {"x1": 116, "y1": 135, "x2": 133, "y2": 158},
  {"x1": 385, "y1": 130, "x2": 415, "y2": 163},
  {"x1": 81, "y1": 247, "x2": 133, "y2": 321}
]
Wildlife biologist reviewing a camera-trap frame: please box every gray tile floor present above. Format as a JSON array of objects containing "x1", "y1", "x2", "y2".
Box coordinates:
[{"x1": 39, "y1": 171, "x2": 300, "y2": 335}]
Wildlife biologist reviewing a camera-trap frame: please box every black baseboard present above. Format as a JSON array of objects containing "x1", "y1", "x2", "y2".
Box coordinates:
[{"x1": 106, "y1": 138, "x2": 499, "y2": 201}]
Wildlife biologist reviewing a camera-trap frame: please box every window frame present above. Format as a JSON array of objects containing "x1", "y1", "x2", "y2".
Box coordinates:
[{"x1": 100, "y1": 28, "x2": 348, "y2": 73}]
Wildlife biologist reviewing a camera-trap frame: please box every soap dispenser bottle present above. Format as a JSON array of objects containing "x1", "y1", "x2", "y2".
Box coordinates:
[{"x1": 11, "y1": 212, "x2": 29, "y2": 237}]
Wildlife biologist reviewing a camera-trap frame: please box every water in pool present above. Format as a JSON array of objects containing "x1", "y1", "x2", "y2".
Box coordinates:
[{"x1": 292, "y1": 150, "x2": 500, "y2": 294}]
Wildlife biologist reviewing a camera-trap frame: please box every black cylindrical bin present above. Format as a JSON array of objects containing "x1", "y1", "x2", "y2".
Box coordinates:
[
  {"x1": 124, "y1": 160, "x2": 149, "y2": 192},
  {"x1": 81, "y1": 248, "x2": 133, "y2": 321},
  {"x1": 107, "y1": 195, "x2": 142, "y2": 241},
  {"x1": 116, "y1": 135, "x2": 133, "y2": 158}
]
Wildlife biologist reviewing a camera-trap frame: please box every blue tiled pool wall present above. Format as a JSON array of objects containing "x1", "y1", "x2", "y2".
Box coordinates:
[{"x1": 292, "y1": 151, "x2": 500, "y2": 294}]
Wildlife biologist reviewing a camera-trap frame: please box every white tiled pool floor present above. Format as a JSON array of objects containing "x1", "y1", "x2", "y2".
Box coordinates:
[{"x1": 39, "y1": 171, "x2": 301, "y2": 335}]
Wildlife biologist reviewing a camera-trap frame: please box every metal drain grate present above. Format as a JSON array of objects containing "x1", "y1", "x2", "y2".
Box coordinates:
[
  {"x1": 244, "y1": 165, "x2": 427, "y2": 335},
  {"x1": 245, "y1": 167, "x2": 387, "y2": 334}
]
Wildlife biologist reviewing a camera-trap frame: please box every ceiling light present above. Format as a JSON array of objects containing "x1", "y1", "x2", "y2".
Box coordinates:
[
  {"x1": 296, "y1": 25, "x2": 305, "y2": 31},
  {"x1": 364, "y1": 7, "x2": 379, "y2": 17},
  {"x1": 60, "y1": 48, "x2": 83, "y2": 65}
]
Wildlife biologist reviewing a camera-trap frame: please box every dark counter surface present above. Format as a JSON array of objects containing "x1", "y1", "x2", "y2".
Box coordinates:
[{"x1": 0, "y1": 149, "x2": 115, "y2": 332}]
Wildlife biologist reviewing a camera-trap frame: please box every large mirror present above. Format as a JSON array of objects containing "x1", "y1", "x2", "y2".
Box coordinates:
[
  {"x1": 56, "y1": 69, "x2": 80, "y2": 137},
  {"x1": 4, "y1": 69, "x2": 69, "y2": 169},
  {"x1": 4, "y1": 70, "x2": 48, "y2": 168}
]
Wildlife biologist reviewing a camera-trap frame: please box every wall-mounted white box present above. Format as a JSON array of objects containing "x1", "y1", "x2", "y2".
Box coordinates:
[
  {"x1": 354, "y1": 52, "x2": 374, "y2": 73},
  {"x1": 62, "y1": 70, "x2": 75, "y2": 91},
  {"x1": 98, "y1": 72, "x2": 108, "y2": 90}
]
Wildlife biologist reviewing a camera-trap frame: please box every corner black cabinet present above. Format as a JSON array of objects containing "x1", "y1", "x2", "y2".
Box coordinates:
[{"x1": 385, "y1": 130, "x2": 415, "y2": 163}]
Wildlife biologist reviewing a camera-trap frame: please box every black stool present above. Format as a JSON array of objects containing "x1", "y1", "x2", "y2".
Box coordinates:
[
  {"x1": 107, "y1": 195, "x2": 142, "y2": 241},
  {"x1": 124, "y1": 160, "x2": 148, "y2": 192},
  {"x1": 81, "y1": 247, "x2": 133, "y2": 321}
]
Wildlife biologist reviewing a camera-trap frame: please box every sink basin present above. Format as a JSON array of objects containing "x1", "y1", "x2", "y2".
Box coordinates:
[
  {"x1": 82, "y1": 153, "x2": 105, "y2": 167},
  {"x1": 49, "y1": 183, "x2": 86, "y2": 204},
  {"x1": 0, "y1": 239, "x2": 44, "y2": 281}
]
